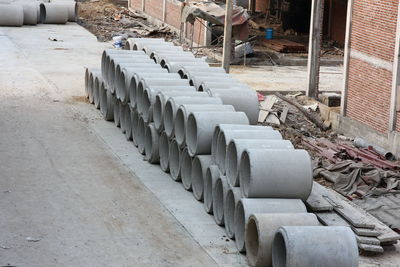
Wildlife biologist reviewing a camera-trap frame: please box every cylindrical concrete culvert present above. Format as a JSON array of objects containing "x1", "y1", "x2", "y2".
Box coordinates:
[
  {"x1": 131, "y1": 109, "x2": 140, "y2": 147},
  {"x1": 216, "y1": 129, "x2": 282, "y2": 174},
  {"x1": 119, "y1": 103, "x2": 127, "y2": 134},
  {"x1": 99, "y1": 81, "x2": 114, "y2": 121},
  {"x1": 137, "y1": 116, "x2": 147, "y2": 155},
  {"x1": 93, "y1": 76, "x2": 103, "y2": 110},
  {"x1": 88, "y1": 68, "x2": 101, "y2": 105},
  {"x1": 190, "y1": 76, "x2": 239, "y2": 91},
  {"x1": 246, "y1": 213, "x2": 319, "y2": 267},
  {"x1": 223, "y1": 187, "x2": 241, "y2": 239},
  {"x1": 226, "y1": 139, "x2": 294, "y2": 187},
  {"x1": 174, "y1": 104, "x2": 235, "y2": 147},
  {"x1": 186, "y1": 112, "x2": 250, "y2": 156},
  {"x1": 142, "y1": 86, "x2": 197, "y2": 123},
  {"x1": 191, "y1": 155, "x2": 213, "y2": 201},
  {"x1": 180, "y1": 147, "x2": 193, "y2": 191},
  {"x1": 142, "y1": 44, "x2": 182, "y2": 56},
  {"x1": 0, "y1": 5, "x2": 26, "y2": 26},
  {"x1": 165, "y1": 60, "x2": 209, "y2": 73},
  {"x1": 163, "y1": 96, "x2": 223, "y2": 138},
  {"x1": 113, "y1": 98, "x2": 121, "y2": 127},
  {"x1": 207, "y1": 88, "x2": 259, "y2": 125},
  {"x1": 153, "y1": 91, "x2": 208, "y2": 132},
  {"x1": 40, "y1": 3, "x2": 69, "y2": 24},
  {"x1": 53, "y1": 1, "x2": 78, "y2": 22},
  {"x1": 203, "y1": 165, "x2": 221, "y2": 214},
  {"x1": 239, "y1": 149, "x2": 313, "y2": 200},
  {"x1": 234, "y1": 198, "x2": 307, "y2": 253},
  {"x1": 199, "y1": 82, "x2": 249, "y2": 92},
  {"x1": 21, "y1": 4, "x2": 38, "y2": 25},
  {"x1": 159, "y1": 131, "x2": 170, "y2": 172},
  {"x1": 152, "y1": 51, "x2": 195, "y2": 64},
  {"x1": 272, "y1": 226, "x2": 358, "y2": 267},
  {"x1": 212, "y1": 175, "x2": 229, "y2": 226},
  {"x1": 159, "y1": 56, "x2": 204, "y2": 67},
  {"x1": 144, "y1": 123, "x2": 160, "y2": 164},
  {"x1": 124, "y1": 105, "x2": 133, "y2": 141},
  {"x1": 84, "y1": 67, "x2": 91, "y2": 100},
  {"x1": 101, "y1": 49, "x2": 142, "y2": 82},
  {"x1": 211, "y1": 124, "x2": 270, "y2": 162},
  {"x1": 168, "y1": 139, "x2": 182, "y2": 181},
  {"x1": 126, "y1": 38, "x2": 166, "y2": 51},
  {"x1": 105, "y1": 54, "x2": 149, "y2": 87},
  {"x1": 179, "y1": 66, "x2": 226, "y2": 79}
]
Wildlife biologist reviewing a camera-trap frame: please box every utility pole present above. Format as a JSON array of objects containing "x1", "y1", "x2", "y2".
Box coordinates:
[{"x1": 222, "y1": 0, "x2": 233, "y2": 73}]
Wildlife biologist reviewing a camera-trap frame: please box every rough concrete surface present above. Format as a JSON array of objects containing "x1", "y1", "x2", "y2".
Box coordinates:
[{"x1": 0, "y1": 23, "x2": 399, "y2": 267}]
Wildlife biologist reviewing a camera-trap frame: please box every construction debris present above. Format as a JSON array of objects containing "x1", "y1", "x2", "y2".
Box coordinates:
[{"x1": 262, "y1": 39, "x2": 307, "y2": 53}]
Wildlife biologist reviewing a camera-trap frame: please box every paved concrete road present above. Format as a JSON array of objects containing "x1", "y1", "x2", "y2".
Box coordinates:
[{"x1": 0, "y1": 25, "x2": 222, "y2": 266}]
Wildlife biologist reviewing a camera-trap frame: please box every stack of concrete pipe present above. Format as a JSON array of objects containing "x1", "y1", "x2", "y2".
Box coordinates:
[
  {"x1": 85, "y1": 38, "x2": 359, "y2": 267},
  {"x1": 0, "y1": 0, "x2": 76, "y2": 26}
]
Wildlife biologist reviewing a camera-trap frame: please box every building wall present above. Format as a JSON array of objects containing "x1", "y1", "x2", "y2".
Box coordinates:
[{"x1": 345, "y1": 0, "x2": 399, "y2": 134}]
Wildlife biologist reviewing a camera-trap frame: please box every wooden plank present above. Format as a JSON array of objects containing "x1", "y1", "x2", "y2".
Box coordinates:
[{"x1": 306, "y1": 183, "x2": 334, "y2": 211}]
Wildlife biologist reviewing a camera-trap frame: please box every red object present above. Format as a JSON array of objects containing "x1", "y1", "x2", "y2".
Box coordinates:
[{"x1": 257, "y1": 92, "x2": 265, "y2": 101}]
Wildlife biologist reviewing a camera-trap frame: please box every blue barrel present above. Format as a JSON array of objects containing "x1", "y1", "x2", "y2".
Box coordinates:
[{"x1": 265, "y1": 28, "x2": 273, "y2": 40}]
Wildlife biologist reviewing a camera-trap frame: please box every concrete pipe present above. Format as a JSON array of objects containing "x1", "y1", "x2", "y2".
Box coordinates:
[
  {"x1": 141, "y1": 86, "x2": 196, "y2": 123},
  {"x1": 154, "y1": 52, "x2": 195, "y2": 64},
  {"x1": 131, "y1": 109, "x2": 140, "y2": 147},
  {"x1": 142, "y1": 44, "x2": 182, "y2": 55},
  {"x1": 199, "y1": 82, "x2": 250, "y2": 92},
  {"x1": 132, "y1": 40, "x2": 172, "y2": 51},
  {"x1": 186, "y1": 112, "x2": 249, "y2": 156},
  {"x1": 137, "y1": 116, "x2": 147, "y2": 155},
  {"x1": 0, "y1": 5, "x2": 24, "y2": 26},
  {"x1": 124, "y1": 105, "x2": 133, "y2": 141},
  {"x1": 159, "y1": 131, "x2": 170, "y2": 172},
  {"x1": 223, "y1": 187, "x2": 241, "y2": 239},
  {"x1": 113, "y1": 98, "x2": 121, "y2": 128},
  {"x1": 125, "y1": 38, "x2": 165, "y2": 50},
  {"x1": 239, "y1": 149, "x2": 313, "y2": 200},
  {"x1": 212, "y1": 175, "x2": 229, "y2": 226},
  {"x1": 21, "y1": 4, "x2": 38, "y2": 25},
  {"x1": 84, "y1": 67, "x2": 90, "y2": 99},
  {"x1": 234, "y1": 198, "x2": 307, "y2": 253},
  {"x1": 180, "y1": 147, "x2": 193, "y2": 191},
  {"x1": 191, "y1": 155, "x2": 213, "y2": 201},
  {"x1": 93, "y1": 76, "x2": 103, "y2": 110},
  {"x1": 169, "y1": 139, "x2": 182, "y2": 181},
  {"x1": 120, "y1": 103, "x2": 127, "y2": 134},
  {"x1": 216, "y1": 129, "x2": 282, "y2": 174},
  {"x1": 88, "y1": 69, "x2": 101, "y2": 105},
  {"x1": 246, "y1": 213, "x2": 319, "y2": 267},
  {"x1": 99, "y1": 82, "x2": 114, "y2": 121},
  {"x1": 178, "y1": 66, "x2": 226, "y2": 78},
  {"x1": 208, "y1": 88, "x2": 259, "y2": 125},
  {"x1": 163, "y1": 96, "x2": 223, "y2": 138},
  {"x1": 116, "y1": 64, "x2": 162, "y2": 104},
  {"x1": 226, "y1": 139, "x2": 294, "y2": 187},
  {"x1": 52, "y1": 1, "x2": 77, "y2": 22},
  {"x1": 40, "y1": 3, "x2": 68, "y2": 24},
  {"x1": 153, "y1": 91, "x2": 208, "y2": 132},
  {"x1": 164, "y1": 60, "x2": 209, "y2": 73},
  {"x1": 175, "y1": 104, "x2": 235, "y2": 147},
  {"x1": 272, "y1": 226, "x2": 358, "y2": 267},
  {"x1": 203, "y1": 165, "x2": 220, "y2": 214},
  {"x1": 144, "y1": 123, "x2": 160, "y2": 164},
  {"x1": 101, "y1": 49, "x2": 142, "y2": 81},
  {"x1": 190, "y1": 76, "x2": 239, "y2": 91},
  {"x1": 211, "y1": 124, "x2": 272, "y2": 162},
  {"x1": 136, "y1": 76, "x2": 189, "y2": 114},
  {"x1": 159, "y1": 57, "x2": 204, "y2": 68}
]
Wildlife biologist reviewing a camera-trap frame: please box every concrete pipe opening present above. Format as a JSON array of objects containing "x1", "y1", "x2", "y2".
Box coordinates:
[
  {"x1": 99, "y1": 81, "x2": 107, "y2": 116},
  {"x1": 88, "y1": 69, "x2": 101, "y2": 104},
  {"x1": 224, "y1": 187, "x2": 241, "y2": 239},
  {"x1": 159, "y1": 132, "x2": 170, "y2": 172},
  {"x1": 174, "y1": 108, "x2": 186, "y2": 146},
  {"x1": 186, "y1": 112, "x2": 250, "y2": 156},
  {"x1": 131, "y1": 109, "x2": 140, "y2": 147},
  {"x1": 40, "y1": 3, "x2": 68, "y2": 24},
  {"x1": 84, "y1": 68, "x2": 90, "y2": 99},
  {"x1": 137, "y1": 116, "x2": 147, "y2": 155},
  {"x1": 226, "y1": 139, "x2": 294, "y2": 187},
  {"x1": 113, "y1": 99, "x2": 121, "y2": 127},
  {"x1": 169, "y1": 139, "x2": 181, "y2": 181},
  {"x1": 180, "y1": 147, "x2": 193, "y2": 191},
  {"x1": 153, "y1": 94, "x2": 164, "y2": 131},
  {"x1": 212, "y1": 175, "x2": 227, "y2": 226},
  {"x1": 234, "y1": 199, "x2": 307, "y2": 253},
  {"x1": 120, "y1": 104, "x2": 127, "y2": 134},
  {"x1": 272, "y1": 226, "x2": 358, "y2": 267},
  {"x1": 239, "y1": 149, "x2": 313, "y2": 200},
  {"x1": 191, "y1": 155, "x2": 212, "y2": 201},
  {"x1": 100, "y1": 82, "x2": 114, "y2": 121},
  {"x1": 141, "y1": 89, "x2": 152, "y2": 123},
  {"x1": 163, "y1": 100, "x2": 175, "y2": 138},
  {"x1": 246, "y1": 213, "x2": 319, "y2": 267},
  {"x1": 124, "y1": 105, "x2": 133, "y2": 141},
  {"x1": 94, "y1": 76, "x2": 102, "y2": 109},
  {"x1": 203, "y1": 165, "x2": 220, "y2": 214},
  {"x1": 144, "y1": 123, "x2": 160, "y2": 164}
]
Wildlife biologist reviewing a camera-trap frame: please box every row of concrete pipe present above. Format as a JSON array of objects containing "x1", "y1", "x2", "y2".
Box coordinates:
[
  {"x1": 85, "y1": 38, "x2": 359, "y2": 267},
  {"x1": 0, "y1": 0, "x2": 76, "y2": 26}
]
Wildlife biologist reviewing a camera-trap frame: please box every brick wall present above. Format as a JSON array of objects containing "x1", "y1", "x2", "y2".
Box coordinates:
[
  {"x1": 185, "y1": 20, "x2": 206, "y2": 46},
  {"x1": 144, "y1": 0, "x2": 163, "y2": 19},
  {"x1": 345, "y1": 0, "x2": 399, "y2": 133},
  {"x1": 130, "y1": 0, "x2": 141, "y2": 10},
  {"x1": 165, "y1": 0, "x2": 182, "y2": 30}
]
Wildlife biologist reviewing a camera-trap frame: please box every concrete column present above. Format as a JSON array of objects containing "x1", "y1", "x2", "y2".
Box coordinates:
[
  {"x1": 340, "y1": 0, "x2": 354, "y2": 117},
  {"x1": 222, "y1": 0, "x2": 234, "y2": 73},
  {"x1": 306, "y1": 0, "x2": 324, "y2": 98},
  {"x1": 389, "y1": 2, "x2": 400, "y2": 131}
]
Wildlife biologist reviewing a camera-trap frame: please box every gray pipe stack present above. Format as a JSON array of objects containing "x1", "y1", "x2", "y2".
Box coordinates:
[{"x1": 85, "y1": 38, "x2": 359, "y2": 267}]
